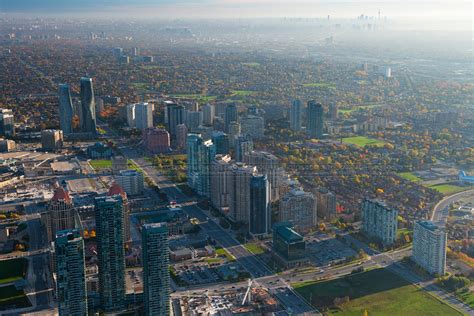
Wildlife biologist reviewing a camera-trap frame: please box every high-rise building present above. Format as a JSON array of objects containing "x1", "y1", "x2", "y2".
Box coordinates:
[
  {"x1": 314, "y1": 187, "x2": 337, "y2": 220},
  {"x1": 210, "y1": 155, "x2": 232, "y2": 213},
  {"x1": 166, "y1": 102, "x2": 185, "y2": 139},
  {"x1": 224, "y1": 103, "x2": 238, "y2": 133},
  {"x1": 134, "y1": 102, "x2": 153, "y2": 130},
  {"x1": 228, "y1": 121, "x2": 241, "y2": 148},
  {"x1": 176, "y1": 124, "x2": 187, "y2": 149},
  {"x1": 280, "y1": 189, "x2": 317, "y2": 233},
  {"x1": 413, "y1": 220, "x2": 446, "y2": 276},
  {"x1": 307, "y1": 101, "x2": 324, "y2": 139},
  {"x1": 249, "y1": 175, "x2": 271, "y2": 237},
  {"x1": 108, "y1": 183, "x2": 131, "y2": 245},
  {"x1": 290, "y1": 99, "x2": 302, "y2": 131},
  {"x1": 211, "y1": 131, "x2": 230, "y2": 155},
  {"x1": 245, "y1": 151, "x2": 280, "y2": 201},
  {"x1": 126, "y1": 103, "x2": 136, "y2": 127},
  {"x1": 142, "y1": 223, "x2": 170, "y2": 315},
  {"x1": 142, "y1": 127, "x2": 170, "y2": 154},
  {"x1": 0, "y1": 139, "x2": 16, "y2": 152},
  {"x1": 329, "y1": 103, "x2": 338, "y2": 121},
  {"x1": 58, "y1": 84, "x2": 74, "y2": 135},
  {"x1": 186, "y1": 134, "x2": 216, "y2": 197},
  {"x1": 0, "y1": 109, "x2": 14, "y2": 137},
  {"x1": 94, "y1": 195, "x2": 126, "y2": 312},
  {"x1": 41, "y1": 129, "x2": 63, "y2": 151},
  {"x1": 362, "y1": 199, "x2": 398, "y2": 246},
  {"x1": 240, "y1": 115, "x2": 264, "y2": 139},
  {"x1": 202, "y1": 103, "x2": 215, "y2": 126},
  {"x1": 55, "y1": 229, "x2": 88, "y2": 316},
  {"x1": 186, "y1": 111, "x2": 203, "y2": 132},
  {"x1": 228, "y1": 163, "x2": 257, "y2": 223},
  {"x1": 235, "y1": 135, "x2": 253, "y2": 162},
  {"x1": 116, "y1": 169, "x2": 144, "y2": 196},
  {"x1": 113, "y1": 47, "x2": 123, "y2": 58},
  {"x1": 80, "y1": 77, "x2": 97, "y2": 134},
  {"x1": 46, "y1": 188, "x2": 76, "y2": 242}
]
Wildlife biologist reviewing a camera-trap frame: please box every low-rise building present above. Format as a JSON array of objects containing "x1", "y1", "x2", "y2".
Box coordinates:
[{"x1": 272, "y1": 222, "x2": 308, "y2": 268}]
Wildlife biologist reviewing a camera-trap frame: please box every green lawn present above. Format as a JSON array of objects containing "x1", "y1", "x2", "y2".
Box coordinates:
[
  {"x1": 303, "y1": 82, "x2": 336, "y2": 89},
  {"x1": 244, "y1": 243, "x2": 265, "y2": 255},
  {"x1": 215, "y1": 247, "x2": 235, "y2": 262},
  {"x1": 206, "y1": 257, "x2": 223, "y2": 265},
  {"x1": 342, "y1": 136, "x2": 387, "y2": 148},
  {"x1": 458, "y1": 290, "x2": 474, "y2": 308},
  {"x1": 0, "y1": 285, "x2": 31, "y2": 310},
  {"x1": 293, "y1": 268, "x2": 461, "y2": 316},
  {"x1": 398, "y1": 172, "x2": 423, "y2": 182},
  {"x1": 169, "y1": 94, "x2": 217, "y2": 102},
  {"x1": 231, "y1": 90, "x2": 257, "y2": 97},
  {"x1": 0, "y1": 258, "x2": 28, "y2": 285},
  {"x1": 428, "y1": 184, "x2": 469, "y2": 195},
  {"x1": 89, "y1": 159, "x2": 112, "y2": 170}
]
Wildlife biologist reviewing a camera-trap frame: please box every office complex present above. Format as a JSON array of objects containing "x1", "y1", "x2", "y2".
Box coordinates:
[
  {"x1": 134, "y1": 102, "x2": 154, "y2": 130},
  {"x1": 228, "y1": 163, "x2": 257, "y2": 223},
  {"x1": 249, "y1": 175, "x2": 271, "y2": 237},
  {"x1": 210, "y1": 154, "x2": 232, "y2": 213},
  {"x1": 142, "y1": 223, "x2": 170, "y2": 315},
  {"x1": 166, "y1": 102, "x2": 185, "y2": 139},
  {"x1": 45, "y1": 188, "x2": 76, "y2": 242},
  {"x1": 55, "y1": 229, "x2": 88, "y2": 316},
  {"x1": 58, "y1": 84, "x2": 74, "y2": 135},
  {"x1": 280, "y1": 189, "x2": 317, "y2": 233},
  {"x1": 272, "y1": 222, "x2": 307, "y2": 268},
  {"x1": 79, "y1": 77, "x2": 97, "y2": 134},
  {"x1": 245, "y1": 151, "x2": 280, "y2": 201},
  {"x1": 362, "y1": 199, "x2": 398, "y2": 246},
  {"x1": 314, "y1": 187, "x2": 337, "y2": 220},
  {"x1": 202, "y1": 103, "x2": 215, "y2": 126},
  {"x1": 290, "y1": 99, "x2": 302, "y2": 131},
  {"x1": 143, "y1": 127, "x2": 170, "y2": 154},
  {"x1": 307, "y1": 100, "x2": 324, "y2": 138},
  {"x1": 224, "y1": 103, "x2": 238, "y2": 133},
  {"x1": 240, "y1": 115, "x2": 264, "y2": 139},
  {"x1": 211, "y1": 131, "x2": 230, "y2": 155},
  {"x1": 41, "y1": 129, "x2": 63, "y2": 151},
  {"x1": 116, "y1": 169, "x2": 144, "y2": 195},
  {"x1": 235, "y1": 135, "x2": 253, "y2": 162},
  {"x1": 94, "y1": 195, "x2": 126, "y2": 312},
  {"x1": 413, "y1": 220, "x2": 447, "y2": 276}
]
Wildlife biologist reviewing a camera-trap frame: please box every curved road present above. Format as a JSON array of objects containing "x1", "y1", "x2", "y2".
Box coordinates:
[{"x1": 431, "y1": 189, "x2": 474, "y2": 224}]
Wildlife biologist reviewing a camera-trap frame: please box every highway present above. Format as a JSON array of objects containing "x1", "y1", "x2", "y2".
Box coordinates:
[{"x1": 431, "y1": 189, "x2": 474, "y2": 224}]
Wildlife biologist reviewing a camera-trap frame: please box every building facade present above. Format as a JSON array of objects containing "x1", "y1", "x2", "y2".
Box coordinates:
[
  {"x1": 186, "y1": 134, "x2": 216, "y2": 197},
  {"x1": 280, "y1": 189, "x2": 317, "y2": 233},
  {"x1": 240, "y1": 115, "x2": 264, "y2": 139},
  {"x1": 245, "y1": 151, "x2": 280, "y2": 201},
  {"x1": 249, "y1": 175, "x2": 271, "y2": 237},
  {"x1": 202, "y1": 103, "x2": 215, "y2": 126},
  {"x1": 79, "y1": 77, "x2": 97, "y2": 134},
  {"x1": 314, "y1": 187, "x2": 337, "y2": 220},
  {"x1": 224, "y1": 103, "x2": 238, "y2": 133},
  {"x1": 116, "y1": 169, "x2": 144, "y2": 196},
  {"x1": 143, "y1": 127, "x2": 170, "y2": 154},
  {"x1": 142, "y1": 223, "x2": 170, "y2": 315},
  {"x1": 134, "y1": 102, "x2": 154, "y2": 130},
  {"x1": 228, "y1": 163, "x2": 257, "y2": 223},
  {"x1": 307, "y1": 100, "x2": 324, "y2": 139},
  {"x1": 413, "y1": 220, "x2": 446, "y2": 276},
  {"x1": 290, "y1": 99, "x2": 302, "y2": 131},
  {"x1": 166, "y1": 102, "x2": 185, "y2": 139},
  {"x1": 41, "y1": 129, "x2": 63, "y2": 151},
  {"x1": 362, "y1": 199, "x2": 398, "y2": 246},
  {"x1": 58, "y1": 84, "x2": 74, "y2": 135},
  {"x1": 210, "y1": 154, "x2": 232, "y2": 213},
  {"x1": 46, "y1": 188, "x2": 76, "y2": 242}
]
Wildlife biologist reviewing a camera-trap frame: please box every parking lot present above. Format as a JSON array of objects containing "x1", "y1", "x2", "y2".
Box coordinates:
[{"x1": 306, "y1": 233, "x2": 357, "y2": 267}]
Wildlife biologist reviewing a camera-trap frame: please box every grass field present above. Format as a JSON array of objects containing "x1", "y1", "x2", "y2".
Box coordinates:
[
  {"x1": 169, "y1": 94, "x2": 217, "y2": 103},
  {"x1": 89, "y1": 159, "x2": 112, "y2": 170},
  {"x1": 241, "y1": 62, "x2": 260, "y2": 67},
  {"x1": 0, "y1": 258, "x2": 28, "y2": 285},
  {"x1": 342, "y1": 136, "x2": 387, "y2": 148},
  {"x1": 244, "y1": 243, "x2": 265, "y2": 255},
  {"x1": 458, "y1": 290, "x2": 474, "y2": 308},
  {"x1": 398, "y1": 172, "x2": 423, "y2": 182},
  {"x1": 0, "y1": 285, "x2": 30, "y2": 310},
  {"x1": 293, "y1": 268, "x2": 461, "y2": 316},
  {"x1": 303, "y1": 82, "x2": 336, "y2": 89},
  {"x1": 230, "y1": 90, "x2": 258, "y2": 97},
  {"x1": 215, "y1": 247, "x2": 235, "y2": 262},
  {"x1": 428, "y1": 184, "x2": 469, "y2": 195}
]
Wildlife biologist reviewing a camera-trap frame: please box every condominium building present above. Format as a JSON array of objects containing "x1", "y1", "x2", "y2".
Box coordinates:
[
  {"x1": 186, "y1": 133, "x2": 216, "y2": 197},
  {"x1": 142, "y1": 127, "x2": 170, "y2": 154},
  {"x1": 245, "y1": 151, "x2": 280, "y2": 201},
  {"x1": 290, "y1": 99, "x2": 302, "y2": 131},
  {"x1": 249, "y1": 174, "x2": 271, "y2": 237},
  {"x1": 41, "y1": 129, "x2": 64, "y2": 151},
  {"x1": 55, "y1": 229, "x2": 87, "y2": 316},
  {"x1": 228, "y1": 163, "x2": 257, "y2": 223},
  {"x1": 210, "y1": 154, "x2": 232, "y2": 213},
  {"x1": 142, "y1": 223, "x2": 170, "y2": 315},
  {"x1": 134, "y1": 102, "x2": 154, "y2": 130},
  {"x1": 314, "y1": 187, "x2": 337, "y2": 221},
  {"x1": 362, "y1": 199, "x2": 398, "y2": 246},
  {"x1": 240, "y1": 115, "x2": 264, "y2": 139},
  {"x1": 45, "y1": 188, "x2": 76, "y2": 242},
  {"x1": 202, "y1": 103, "x2": 215, "y2": 126},
  {"x1": 116, "y1": 169, "x2": 144, "y2": 196},
  {"x1": 307, "y1": 100, "x2": 324, "y2": 139},
  {"x1": 280, "y1": 189, "x2": 317, "y2": 233},
  {"x1": 413, "y1": 220, "x2": 447, "y2": 276}
]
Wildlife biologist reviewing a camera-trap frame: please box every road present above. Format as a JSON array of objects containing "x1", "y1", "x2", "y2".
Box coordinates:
[{"x1": 431, "y1": 189, "x2": 474, "y2": 224}]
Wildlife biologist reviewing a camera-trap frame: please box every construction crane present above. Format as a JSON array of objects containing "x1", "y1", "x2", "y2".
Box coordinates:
[{"x1": 241, "y1": 279, "x2": 253, "y2": 306}]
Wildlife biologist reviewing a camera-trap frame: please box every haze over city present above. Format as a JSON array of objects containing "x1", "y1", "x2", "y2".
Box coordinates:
[{"x1": 0, "y1": 0, "x2": 472, "y2": 315}]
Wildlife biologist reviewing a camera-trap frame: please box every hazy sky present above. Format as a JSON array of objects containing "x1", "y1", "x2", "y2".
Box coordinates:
[{"x1": 1, "y1": 0, "x2": 471, "y2": 26}]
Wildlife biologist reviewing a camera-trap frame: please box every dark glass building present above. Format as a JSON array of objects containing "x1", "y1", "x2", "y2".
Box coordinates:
[
  {"x1": 306, "y1": 100, "x2": 324, "y2": 138},
  {"x1": 249, "y1": 174, "x2": 270, "y2": 237}
]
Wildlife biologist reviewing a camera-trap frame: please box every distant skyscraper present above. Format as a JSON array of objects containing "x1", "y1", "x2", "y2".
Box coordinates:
[
  {"x1": 46, "y1": 188, "x2": 76, "y2": 242},
  {"x1": 80, "y1": 77, "x2": 97, "y2": 134},
  {"x1": 176, "y1": 124, "x2": 187, "y2": 149},
  {"x1": 58, "y1": 84, "x2": 74, "y2": 135},
  {"x1": 235, "y1": 135, "x2": 253, "y2": 162},
  {"x1": 202, "y1": 103, "x2": 215, "y2": 126},
  {"x1": 134, "y1": 102, "x2": 153, "y2": 130},
  {"x1": 143, "y1": 127, "x2": 170, "y2": 154},
  {"x1": 166, "y1": 102, "x2": 185, "y2": 139},
  {"x1": 249, "y1": 175, "x2": 271, "y2": 236},
  {"x1": 329, "y1": 103, "x2": 338, "y2": 121},
  {"x1": 228, "y1": 163, "x2": 257, "y2": 223},
  {"x1": 307, "y1": 101, "x2": 324, "y2": 138},
  {"x1": 228, "y1": 121, "x2": 241, "y2": 148},
  {"x1": 413, "y1": 220, "x2": 446, "y2": 276},
  {"x1": 362, "y1": 199, "x2": 398, "y2": 246},
  {"x1": 94, "y1": 195, "x2": 126, "y2": 312},
  {"x1": 142, "y1": 223, "x2": 170, "y2": 315},
  {"x1": 186, "y1": 111, "x2": 203, "y2": 132},
  {"x1": 186, "y1": 133, "x2": 216, "y2": 196},
  {"x1": 280, "y1": 189, "x2": 317, "y2": 233},
  {"x1": 211, "y1": 131, "x2": 230, "y2": 155},
  {"x1": 224, "y1": 103, "x2": 238, "y2": 133},
  {"x1": 245, "y1": 151, "x2": 280, "y2": 201},
  {"x1": 210, "y1": 154, "x2": 232, "y2": 213},
  {"x1": 290, "y1": 99, "x2": 302, "y2": 131},
  {"x1": 240, "y1": 115, "x2": 264, "y2": 139},
  {"x1": 55, "y1": 229, "x2": 87, "y2": 316},
  {"x1": 108, "y1": 183, "x2": 131, "y2": 245}
]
